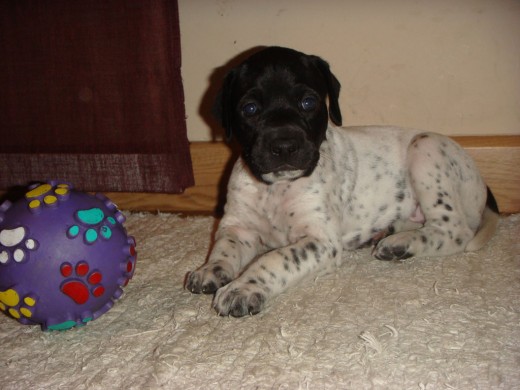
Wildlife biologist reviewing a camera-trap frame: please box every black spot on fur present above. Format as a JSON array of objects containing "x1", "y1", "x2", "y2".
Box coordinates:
[
  {"x1": 396, "y1": 192, "x2": 405, "y2": 202},
  {"x1": 349, "y1": 234, "x2": 361, "y2": 248},
  {"x1": 396, "y1": 179, "x2": 406, "y2": 190},
  {"x1": 306, "y1": 242, "x2": 318, "y2": 253},
  {"x1": 290, "y1": 248, "x2": 301, "y2": 265},
  {"x1": 442, "y1": 215, "x2": 450, "y2": 222}
]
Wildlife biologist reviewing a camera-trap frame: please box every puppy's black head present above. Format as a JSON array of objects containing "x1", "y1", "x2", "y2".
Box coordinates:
[{"x1": 214, "y1": 46, "x2": 342, "y2": 184}]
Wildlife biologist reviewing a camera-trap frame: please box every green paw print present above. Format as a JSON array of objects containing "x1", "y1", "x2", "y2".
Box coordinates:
[
  {"x1": 48, "y1": 317, "x2": 92, "y2": 331},
  {"x1": 68, "y1": 208, "x2": 117, "y2": 244}
]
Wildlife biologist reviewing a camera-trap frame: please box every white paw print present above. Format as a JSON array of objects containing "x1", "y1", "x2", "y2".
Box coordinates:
[{"x1": 0, "y1": 226, "x2": 38, "y2": 264}]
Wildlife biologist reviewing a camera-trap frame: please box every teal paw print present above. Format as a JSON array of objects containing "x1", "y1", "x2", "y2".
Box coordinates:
[{"x1": 68, "y1": 208, "x2": 117, "y2": 244}]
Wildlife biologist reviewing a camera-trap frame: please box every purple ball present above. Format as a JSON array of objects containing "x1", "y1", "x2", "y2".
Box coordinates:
[{"x1": 0, "y1": 182, "x2": 136, "y2": 331}]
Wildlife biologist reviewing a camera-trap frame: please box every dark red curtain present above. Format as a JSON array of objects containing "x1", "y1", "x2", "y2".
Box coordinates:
[{"x1": 0, "y1": 0, "x2": 193, "y2": 193}]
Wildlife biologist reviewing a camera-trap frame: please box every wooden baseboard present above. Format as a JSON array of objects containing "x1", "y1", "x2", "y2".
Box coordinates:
[{"x1": 104, "y1": 135, "x2": 520, "y2": 214}]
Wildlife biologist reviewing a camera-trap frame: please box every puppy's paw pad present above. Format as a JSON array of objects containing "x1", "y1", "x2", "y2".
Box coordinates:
[
  {"x1": 186, "y1": 263, "x2": 234, "y2": 294},
  {"x1": 214, "y1": 286, "x2": 266, "y2": 317},
  {"x1": 373, "y1": 233, "x2": 416, "y2": 261},
  {"x1": 185, "y1": 272, "x2": 204, "y2": 294},
  {"x1": 373, "y1": 244, "x2": 413, "y2": 261}
]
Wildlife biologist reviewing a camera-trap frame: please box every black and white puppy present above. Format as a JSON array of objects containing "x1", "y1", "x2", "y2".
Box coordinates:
[{"x1": 186, "y1": 46, "x2": 498, "y2": 317}]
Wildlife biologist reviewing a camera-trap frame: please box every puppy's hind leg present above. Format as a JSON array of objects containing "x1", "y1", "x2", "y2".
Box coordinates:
[
  {"x1": 465, "y1": 187, "x2": 499, "y2": 252},
  {"x1": 373, "y1": 133, "x2": 486, "y2": 260}
]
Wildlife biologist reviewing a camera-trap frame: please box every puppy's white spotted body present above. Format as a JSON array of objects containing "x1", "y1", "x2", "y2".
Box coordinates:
[{"x1": 186, "y1": 47, "x2": 498, "y2": 317}]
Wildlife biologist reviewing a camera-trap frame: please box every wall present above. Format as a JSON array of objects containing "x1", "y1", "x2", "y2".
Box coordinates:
[{"x1": 179, "y1": 0, "x2": 520, "y2": 141}]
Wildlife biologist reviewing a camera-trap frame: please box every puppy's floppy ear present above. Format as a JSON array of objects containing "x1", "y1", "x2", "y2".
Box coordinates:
[
  {"x1": 213, "y1": 69, "x2": 237, "y2": 141},
  {"x1": 311, "y1": 56, "x2": 342, "y2": 126}
]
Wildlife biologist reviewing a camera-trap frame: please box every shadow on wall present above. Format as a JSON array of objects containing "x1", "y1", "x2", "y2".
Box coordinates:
[
  {"x1": 197, "y1": 46, "x2": 267, "y2": 216},
  {"x1": 198, "y1": 45, "x2": 267, "y2": 141}
]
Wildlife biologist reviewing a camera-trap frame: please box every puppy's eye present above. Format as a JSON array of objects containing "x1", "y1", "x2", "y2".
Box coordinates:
[
  {"x1": 242, "y1": 102, "x2": 259, "y2": 116},
  {"x1": 301, "y1": 96, "x2": 317, "y2": 111}
]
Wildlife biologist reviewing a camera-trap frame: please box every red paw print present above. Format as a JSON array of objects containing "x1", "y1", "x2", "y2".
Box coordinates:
[{"x1": 60, "y1": 262, "x2": 105, "y2": 304}]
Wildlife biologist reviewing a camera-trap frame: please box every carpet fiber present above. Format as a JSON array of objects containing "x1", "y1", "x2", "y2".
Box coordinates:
[{"x1": 1, "y1": 213, "x2": 519, "y2": 389}]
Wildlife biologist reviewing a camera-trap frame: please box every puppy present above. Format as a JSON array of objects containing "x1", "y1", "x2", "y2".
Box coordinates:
[{"x1": 186, "y1": 46, "x2": 498, "y2": 317}]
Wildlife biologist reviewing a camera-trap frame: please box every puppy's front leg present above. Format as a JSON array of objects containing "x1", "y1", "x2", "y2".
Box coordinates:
[
  {"x1": 213, "y1": 237, "x2": 339, "y2": 317},
  {"x1": 186, "y1": 227, "x2": 262, "y2": 294}
]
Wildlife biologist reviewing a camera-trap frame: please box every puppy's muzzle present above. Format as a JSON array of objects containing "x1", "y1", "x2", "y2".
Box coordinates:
[
  {"x1": 269, "y1": 137, "x2": 300, "y2": 161},
  {"x1": 262, "y1": 130, "x2": 307, "y2": 169},
  {"x1": 254, "y1": 130, "x2": 318, "y2": 183}
]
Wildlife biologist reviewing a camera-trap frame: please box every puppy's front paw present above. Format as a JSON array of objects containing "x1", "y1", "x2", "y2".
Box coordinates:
[
  {"x1": 213, "y1": 283, "x2": 266, "y2": 317},
  {"x1": 186, "y1": 262, "x2": 234, "y2": 294},
  {"x1": 373, "y1": 232, "x2": 417, "y2": 261}
]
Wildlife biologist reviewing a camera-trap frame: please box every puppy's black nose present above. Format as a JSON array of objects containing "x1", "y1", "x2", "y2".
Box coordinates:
[{"x1": 270, "y1": 138, "x2": 299, "y2": 157}]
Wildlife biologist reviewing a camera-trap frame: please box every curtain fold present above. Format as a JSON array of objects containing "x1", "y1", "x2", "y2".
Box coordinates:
[{"x1": 0, "y1": 0, "x2": 193, "y2": 193}]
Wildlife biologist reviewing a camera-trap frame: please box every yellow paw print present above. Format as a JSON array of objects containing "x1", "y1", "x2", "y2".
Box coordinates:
[
  {"x1": 0, "y1": 288, "x2": 37, "y2": 319},
  {"x1": 26, "y1": 183, "x2": 70, "y2": 212}
]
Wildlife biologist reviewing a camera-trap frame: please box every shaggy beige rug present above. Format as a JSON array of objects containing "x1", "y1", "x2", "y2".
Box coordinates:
[{"x1": 1, "y1": 212, "x2": 519, "y2": 389}]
